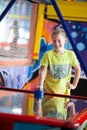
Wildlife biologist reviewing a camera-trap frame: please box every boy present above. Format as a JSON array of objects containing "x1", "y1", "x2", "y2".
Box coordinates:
[{"x1": 35, "y1": 28, "x2": 81, "y2": 119}]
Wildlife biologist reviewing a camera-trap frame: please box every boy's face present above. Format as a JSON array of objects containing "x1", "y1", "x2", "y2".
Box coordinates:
[{"x1": 52, "y1": 33, "x2": 66, "y2": 52}]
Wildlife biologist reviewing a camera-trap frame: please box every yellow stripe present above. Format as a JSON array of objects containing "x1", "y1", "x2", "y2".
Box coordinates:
[
  {"x1": 33, "y1": 4, "x2": 45, "y2": 60},
  {"x1": 47, "y1": 1, "x2": 87, "y2": 22},
  {"x1": 27, "y1": 94, "x2": 34, "y2": 115}
]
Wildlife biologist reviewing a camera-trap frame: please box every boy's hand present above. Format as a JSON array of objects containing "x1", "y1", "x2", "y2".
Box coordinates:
[
  {"x1": 34, "y1": 88, "x2": 44, "y2": 99},
  {"x1": 37, "y1": 84, "x2": 43, "y2": 91},
  {"x1": 67, "y1": 82, "x2": 76, "y2": 90}
]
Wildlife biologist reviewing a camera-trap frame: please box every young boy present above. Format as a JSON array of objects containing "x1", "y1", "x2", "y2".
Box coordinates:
[{"x1": 35, "y1": 28, "x2": 81, "y2": 119}]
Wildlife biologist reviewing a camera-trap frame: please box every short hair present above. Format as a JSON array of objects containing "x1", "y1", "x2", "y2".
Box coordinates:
[{"x1": 51, "y1": 28, "x2": 67, "y2": 38}]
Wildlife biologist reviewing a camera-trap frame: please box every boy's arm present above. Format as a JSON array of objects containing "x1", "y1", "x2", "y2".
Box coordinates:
[
  {"x1": 67, "y1": 65, "x2": 81, "y2": 89},
  {"x1": 35, "y1": 65, "x2": 47, "y2": 116},
  {"x1": 72, "y1": 65, "x2": 81, "y2": 88},
  {"x1": 38, "y1": 65, "x2": 47, "y2": 90}
]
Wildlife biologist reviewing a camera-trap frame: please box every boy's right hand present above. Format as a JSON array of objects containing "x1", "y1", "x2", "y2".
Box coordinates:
[
  {"x1": 37, "y1": 84, "x2": 43, "y2": 91},
  {"x1": 34, "y1": 87, "x2": 44, "y2": 100}
]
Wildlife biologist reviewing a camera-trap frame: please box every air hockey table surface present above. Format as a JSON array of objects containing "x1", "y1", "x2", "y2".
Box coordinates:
[{"x1": 0, "y1": 88, "x2": 87, "y2": 130}]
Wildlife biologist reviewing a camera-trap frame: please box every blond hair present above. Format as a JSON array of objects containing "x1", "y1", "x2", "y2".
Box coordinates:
[{"x1": 51, "y1": 28, "x2": 66, "y2": 38}]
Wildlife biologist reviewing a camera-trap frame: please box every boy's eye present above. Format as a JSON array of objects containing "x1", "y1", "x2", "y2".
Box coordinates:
[
  {"x1": 53, "y1": 40, "x2": 56, "y2": 43},
  {"x1": 58, "y1": 39, "x2": 61, "y2": 42}
]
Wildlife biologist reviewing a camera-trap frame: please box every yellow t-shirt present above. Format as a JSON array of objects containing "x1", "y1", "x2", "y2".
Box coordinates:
[{"x1": 40, "y1": 49, "x2": 79, "y2": 119}]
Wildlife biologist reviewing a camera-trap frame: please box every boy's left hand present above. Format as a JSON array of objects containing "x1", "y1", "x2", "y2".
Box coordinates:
[{"x1": 67, "y1": 82, "x2": 76, "y2": 90}]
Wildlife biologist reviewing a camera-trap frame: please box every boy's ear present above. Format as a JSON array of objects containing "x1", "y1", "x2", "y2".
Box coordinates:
[
  {"x1": 64, "y1": 39, "x2": 66, "y2": 44},
  {"x1": 65, "y1": 37, "x2": 67, "y2": 44}
]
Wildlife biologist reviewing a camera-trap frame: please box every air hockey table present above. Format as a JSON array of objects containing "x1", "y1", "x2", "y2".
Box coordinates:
[{"x1": 0, "y1": 88, "x2": 87, "y2": 130}]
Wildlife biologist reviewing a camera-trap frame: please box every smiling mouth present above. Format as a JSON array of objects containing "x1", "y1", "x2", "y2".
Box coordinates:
[{"x1": 56, "y1": 45, "x2": 61, "y2": 48}]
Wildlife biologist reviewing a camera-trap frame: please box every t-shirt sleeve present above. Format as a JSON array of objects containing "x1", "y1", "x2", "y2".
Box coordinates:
[
  {"x1": 71, "y1": 51, "x2": 79, "y2": 66},
  {"x1": 40, "y1": 52, "x2": 49, "y2": 67}
]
